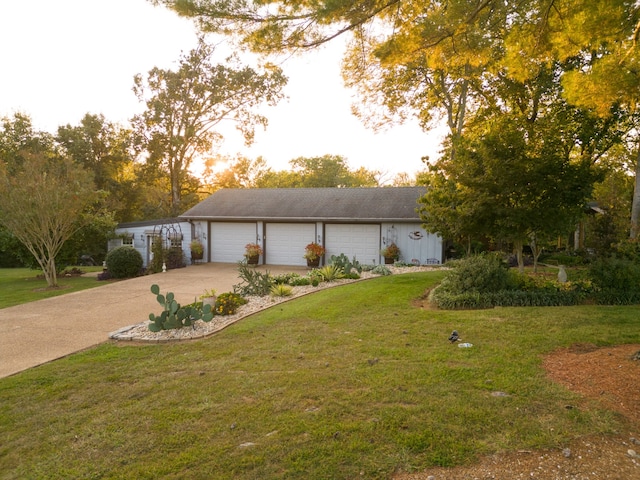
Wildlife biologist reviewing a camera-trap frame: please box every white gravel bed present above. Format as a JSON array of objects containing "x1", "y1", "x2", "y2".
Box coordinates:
[{"x1": 109, "y1": 266, "x2": 441, "y2": 342}]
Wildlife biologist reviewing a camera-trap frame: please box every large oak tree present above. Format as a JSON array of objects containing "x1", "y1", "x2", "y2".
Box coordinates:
[{"x1": 132, "y1": 37, "x2": 287, "y2": 214}]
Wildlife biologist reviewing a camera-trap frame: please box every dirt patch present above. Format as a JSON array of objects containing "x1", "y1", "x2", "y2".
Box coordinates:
[
  {"x1": 544, "y1": 344, "x2": 640, "y2": 426},
  {"x1": 396, "y1": 344, "x2": 640, "y2": 479}
]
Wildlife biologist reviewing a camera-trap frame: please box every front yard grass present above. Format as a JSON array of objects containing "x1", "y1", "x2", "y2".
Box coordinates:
[
  {"x1": 0, "y1": 267, "x2": 106, "y2": 309},
  {"x1": 1, "y1": 271, "x2": 638, "y2": 479}
]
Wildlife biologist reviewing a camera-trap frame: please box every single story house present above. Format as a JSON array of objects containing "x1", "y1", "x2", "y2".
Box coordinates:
[
  {"x1": 177, "y1": 187, "x2": 443, "y2": 266},
  {"x1": 111, "y1": 218, "x2": 192, "y2": 268}
]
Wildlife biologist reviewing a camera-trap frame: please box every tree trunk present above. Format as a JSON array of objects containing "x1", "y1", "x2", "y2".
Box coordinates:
[
  {"x1": 514, "y1": 240, "x2": 524, "y2": 273},
  {"x1": 630, "y1": 148, "x2": 640, "y2": 239},
  {"x1": 529, "y1": 233, "x2": 542, "y2": 273}
]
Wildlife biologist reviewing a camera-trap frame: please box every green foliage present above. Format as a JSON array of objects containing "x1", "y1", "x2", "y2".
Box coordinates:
[
  {"x1": 316, "y1": 264, "x2": 344, "y2": 282},
  {"x1": 370, "y1": 265, "x2": 392, "y2": 276},
  {"x1": 438, "y1": 254, "x2": 513, "y2": 294},
  {"x1": 214, "y1": 292, "x2": 247, "y2": 315},
  {"x1": 233, "y1": 261, "x2": 274, "y2": 296},
  {"x1": 273, "y1": 272, "x2": 311, "y2": 286},
  {"x1": 147, "y1": 284, "x2": 214, "y2": 331},
  {"x1": 105, "y1": 246, "x2": 143, "y2": 279},
  {"x1": 614, "y1": 238, "x2": 640, "y2": 262},
  {"x1": 539, "y1": 252, "x2": 587, "y2": 266},
  {"x1": 165, "y1": 247, "x2": 186, "y2": 270},
  {"x1": 588, "y1": 256, "x2": 640, "y2": 305},
  {"x1": 132, "y1": 37, "x2": 287, "y2": 212},
  {"x1": 431, "y1": 288, "x2": 586, "y2": 309},
  {"x1": 56, "y1": 113, "x2": 138, "y2": 223},
  {"x1": 270, "y1": 283, "x2": 293, "y2": 297},
  {"x1": 190, "y1": 239, "x2": 204, "y2": 256},
  {"x1": 329, "y1": 253, "x2": 362, "y2": 275},
  {"x1": 0, "y1": 145, "x2": 101, "y2": 287},
  {"x1": 430, "y1": 254, "x2": 594, "y2": 309}
]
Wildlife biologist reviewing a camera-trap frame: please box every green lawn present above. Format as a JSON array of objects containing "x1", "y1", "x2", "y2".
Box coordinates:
[
  {"x1": 0, "y1": 267, "x2": 107, "y2": 309},
  {"x1": 1, "y1": 271, "x2": 638, "y2": 479}
]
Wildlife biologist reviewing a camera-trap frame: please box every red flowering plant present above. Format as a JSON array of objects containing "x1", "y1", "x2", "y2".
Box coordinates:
[
  {"x1": 303, "y1": 242, "x2": 326, "y2": 261},
  {"x1": 244, "y1": 243, "x2": 263, "y2": 258}
]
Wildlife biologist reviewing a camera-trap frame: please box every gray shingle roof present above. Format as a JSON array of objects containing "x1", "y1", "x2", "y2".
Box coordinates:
[{"x1": 180, "y1": 187, "x2": 427, "y2": 222}]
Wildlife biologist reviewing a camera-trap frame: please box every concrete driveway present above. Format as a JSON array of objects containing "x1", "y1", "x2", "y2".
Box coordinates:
[{"x1": 0, "y1": 263, "x2": 308, "y2": 379}]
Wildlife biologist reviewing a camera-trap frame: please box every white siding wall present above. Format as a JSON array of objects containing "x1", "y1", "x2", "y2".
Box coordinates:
[
  {"x1": 381, "y1": 223, "x2": 442, "y2": 264},
  {"x1": 114, "y1": 222, "x2": 192, "y2": 267}
]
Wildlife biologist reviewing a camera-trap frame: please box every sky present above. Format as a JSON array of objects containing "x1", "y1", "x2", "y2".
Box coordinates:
[{"x1": 0, "y1": 0, "x2": 445, "y2": 180}]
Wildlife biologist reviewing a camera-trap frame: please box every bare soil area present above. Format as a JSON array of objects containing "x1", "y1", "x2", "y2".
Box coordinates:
[{"x1": 396, "y1": 344, "x2": 640, "y2": 480}]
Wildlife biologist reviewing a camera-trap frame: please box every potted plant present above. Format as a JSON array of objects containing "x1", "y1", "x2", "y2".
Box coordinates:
[
  {"x1": 303, "y1": 242, "x2": 325, "y2": 267},
  {"x1": 244, "y1": 243, "x2": 263, "y2": 265},
  {"x1": 190, "y1": 239, "x2": 204, "y2": 262},
  {"x1": 381, "y1": 242, "x2": 400, "y2": 264},
  {"x1": 199, "y1": 288, "x2": 217, "y2": 308}
]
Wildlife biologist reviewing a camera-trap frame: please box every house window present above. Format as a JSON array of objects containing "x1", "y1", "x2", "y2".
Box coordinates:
[
  {"x1": 122, "y1": 234, "x2": 134, "y2": 247},
  {"x1": 168, "y1": 233, "x2": 183, "y2": 249}
]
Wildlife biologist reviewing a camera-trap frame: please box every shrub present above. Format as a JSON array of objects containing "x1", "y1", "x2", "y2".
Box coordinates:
[
  {"x1": 614, "y1": 238, "x2": 640, "y2": 262},
  {"x1": 539, "y1": 252, "x2": 586, "y2": 266},
  {"x1": 233, "y1": 261, "x2": 274, "y2": 296},
  {"x1": 430, "y1": 285, "x2": 586, "y2": 310},
  {"x1": 589, "y1": 256, "x2": 640, "y2": 305},
  {"x1": 439, "y1": 253, "x2": 513, "y2": 294},
  {"x1": 371, "y1": 265, "x2": 391, "y2": 276},
  {"x1": 165, "y1": 247, "x2": 186, "y2": 270},
  {"x1": 105, "y1": 246, "x2": 143, "y2": 279},
  {"x1": 215, "y1": 292, "x2": 248, "y2": 315}
]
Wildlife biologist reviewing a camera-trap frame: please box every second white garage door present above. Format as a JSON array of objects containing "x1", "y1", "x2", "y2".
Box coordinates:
[
  {"x1": 210, "y1": 222, "x2": 258, "y2": 263},
  {"x1": 265, "y1": 223, "x2": 316, "y2": 266},
  {"x1": 325, "y1": 224, "x2": 380, "y2": 265}
]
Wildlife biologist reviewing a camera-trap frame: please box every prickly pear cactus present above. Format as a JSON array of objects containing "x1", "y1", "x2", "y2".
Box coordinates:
[{"x1": 148, "y1": 284, "x2": 215, "y2": 332}]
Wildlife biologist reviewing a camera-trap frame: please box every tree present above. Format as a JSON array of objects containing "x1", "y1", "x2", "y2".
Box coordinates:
[
  {"x1": 288, "y1": 155, "x2": 378, "y2": 187},
  {"x1": 205, "y1": 155, "x2": 273, "y2": 189},
  {"x1": 0, "y1": 153, "x2": 101, "y2": 287},
  {"x1": 0, "y1": 113, "x2": 55, "y2": 172},
  {"x1": 421, "y1": 113, "x2": 602, "y2": 271},
  {"x1": 132, "y1": 37, "x2": 287, "y2": 214},
  {"x1": 57, "y1": 113, "x2": 139, "y2": 222},
  {"x1": 157, "y1": 0, "x2": 640, "y2": 236}
]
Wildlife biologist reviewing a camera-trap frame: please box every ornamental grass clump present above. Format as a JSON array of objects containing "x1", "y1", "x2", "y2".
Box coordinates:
[{"x1": 270, "y1": 284, "x2": 293, "y2": 297}]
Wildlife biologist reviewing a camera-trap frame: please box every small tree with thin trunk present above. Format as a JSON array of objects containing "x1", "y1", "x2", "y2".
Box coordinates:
[{"x1": 0, "y1": 153, "x2": 99, "y2": 287}]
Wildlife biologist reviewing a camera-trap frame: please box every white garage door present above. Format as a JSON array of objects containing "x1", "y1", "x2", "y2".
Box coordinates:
[
  {"x1": 210, "y1": 222, "x2": 258, "y2": 263},
  {"x1": 325, "y1": 224, "x2": 380, "y2": 265},
  {"x1": 265, "y1": 223, "x2": 316, "y2": 266}
]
